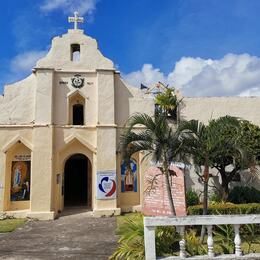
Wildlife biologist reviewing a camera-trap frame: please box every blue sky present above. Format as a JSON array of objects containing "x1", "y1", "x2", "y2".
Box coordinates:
[{"x1": 1, "y1": 0, "x2": 260, "y2": 96}]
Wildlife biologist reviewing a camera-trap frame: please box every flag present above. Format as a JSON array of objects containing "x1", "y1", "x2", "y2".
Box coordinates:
[{"x1": 140, "y1": 83, "x2": 148, "y2": 90}]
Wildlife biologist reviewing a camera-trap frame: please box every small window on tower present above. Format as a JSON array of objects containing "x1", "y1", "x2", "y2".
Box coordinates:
[
  {"x1": 71, "y1": 44, "x2": 80, "y2": 61},
  {"x1": 73, "y1": 104, "x2": 84, "y2": 125}
]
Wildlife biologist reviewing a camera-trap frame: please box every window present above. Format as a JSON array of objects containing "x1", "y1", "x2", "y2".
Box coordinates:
[
  {"x1": 73, "y1": 104, "x2": 84, "y2": 125},
  {"x1": 71, "y1": 44, "x2": 80, "y2": 61},
  {"x1": 68, "y1": 91, "x2": 85, "y2": 125}
]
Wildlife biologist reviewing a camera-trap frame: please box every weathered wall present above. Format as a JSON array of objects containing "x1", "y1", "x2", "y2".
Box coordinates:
[
  {"x1": 143, "y1": 166, "x2": 187, "y2": 216},
  {"x1": 181, "y1": 96, "x2": 260, "y2": 125},
  {"x1": 0, "y1": 75, "x2": 35, "y2": 125},
  {"x1": 36, "y1": 30, "x2": 114, "y2": 70}
]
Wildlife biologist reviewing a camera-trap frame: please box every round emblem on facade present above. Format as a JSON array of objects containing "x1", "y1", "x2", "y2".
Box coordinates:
[{"x1": 71, "y1": 74, "x2": 85, "y2": 88}]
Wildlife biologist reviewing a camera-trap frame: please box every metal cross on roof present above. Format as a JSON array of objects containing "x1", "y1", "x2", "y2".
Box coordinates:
[{"x1": 68, "y1": 11, "x2": 84, "y2": 30}]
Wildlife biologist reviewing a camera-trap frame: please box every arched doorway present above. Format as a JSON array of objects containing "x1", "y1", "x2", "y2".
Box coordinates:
[{"x1": 64, "y1": 154, "x2": 91, "y2": 207}]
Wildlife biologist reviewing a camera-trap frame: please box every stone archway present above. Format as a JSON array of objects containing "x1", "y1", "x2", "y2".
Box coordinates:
[{"x1": 64, "y1": 153, "x2": 92, "y2": 207}]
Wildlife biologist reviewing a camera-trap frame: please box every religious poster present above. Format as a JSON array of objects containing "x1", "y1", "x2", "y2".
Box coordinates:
[
  {"x1": 97, "y1": 171, "x2": 116, "y2": 200},
  {"x1": 121, "y1": 160, "x2": 137, "y2": 192},
  {"x1": 10, "y1": 156, "x2": 31, "y2": 201}
]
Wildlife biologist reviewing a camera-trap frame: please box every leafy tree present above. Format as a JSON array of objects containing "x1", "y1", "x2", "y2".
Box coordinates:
[
  {"x1": 120, "y1": 111, "x2": 186, "y2": 216},
  {"x1": 178, "y1": 118, "x2": 236, "y2": 215},
  {"x1": 209, "y1": 119, "x2": 260, "y2": 200},
  {"x1": 178, "y1": 116, "x2": 241, "y2": 241}
]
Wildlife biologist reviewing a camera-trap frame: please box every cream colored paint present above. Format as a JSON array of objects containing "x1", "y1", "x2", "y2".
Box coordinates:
[
  {"x1": 0, "y1": 27, "x2": 259, "y2": 220},
  {"x1": 0, "y1": 29, "x2": 150, "y2": 219},
  {"x1": 181, "y1": 97, "x2": 260, "y2": 125}
]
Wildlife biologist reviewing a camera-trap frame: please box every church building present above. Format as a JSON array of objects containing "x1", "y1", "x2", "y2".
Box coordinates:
[
  {"x1": 0, "y1": 13, "x2": 156, "y2": 219},
  {"x1": 1, "y1": 13, "x2": 260, "y2": 220}
]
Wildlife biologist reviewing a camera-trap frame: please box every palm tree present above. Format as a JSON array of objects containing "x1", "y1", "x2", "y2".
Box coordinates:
[
  {"x1": 178, "y1": 116, "x2": 242, "y2": 241},
  {"x1": 120, "y1": 111, "x2": 185, "y2": 216},
  {"x1": 155, "y1": 87, "x2": 182, "y2": 120},
  {"x1": 178, "y1": 116, "x2": 241, "y2": 214}
]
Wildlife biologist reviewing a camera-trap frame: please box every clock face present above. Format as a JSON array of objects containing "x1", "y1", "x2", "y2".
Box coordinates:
[{"x1": 71, "y1": 75, "x2": 84, "y2": 88}]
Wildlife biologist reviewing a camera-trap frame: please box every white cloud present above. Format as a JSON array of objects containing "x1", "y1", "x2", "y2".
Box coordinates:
[
  {"x1": 123, "y1": 53, "x2": 260, "y2": 97},
  {"x1": 40, "y1": 0, "x2": 98, "y2": 16},
  {"x1": 123, "y1": 64, "x2": 166, "y2": 87},
  {"x1": 10, "y1": 51, "x2": 47, "y2": 72}
]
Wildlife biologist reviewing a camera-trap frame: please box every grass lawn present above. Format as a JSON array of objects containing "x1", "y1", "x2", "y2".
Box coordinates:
[{"x1": 0, "y1": 218, "x2": 27, "y2": 233}]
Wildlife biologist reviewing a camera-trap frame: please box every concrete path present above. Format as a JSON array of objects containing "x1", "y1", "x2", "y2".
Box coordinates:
[{"x1": 0, "y1": 209, "x2": 118, "y2": 259}]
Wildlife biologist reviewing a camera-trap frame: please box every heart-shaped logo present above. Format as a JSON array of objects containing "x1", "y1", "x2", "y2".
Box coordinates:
[{"x1": 98, "y1": 176, "x2": 116, "y2": 197}]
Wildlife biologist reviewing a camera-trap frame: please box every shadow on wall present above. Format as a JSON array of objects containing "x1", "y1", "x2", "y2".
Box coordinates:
[{"x1": 114, "y1": 76, "x2": 133, "y2": 126}]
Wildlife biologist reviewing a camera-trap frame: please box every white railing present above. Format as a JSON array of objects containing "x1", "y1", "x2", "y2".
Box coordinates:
[{"x1": 144, "y1": 215, "x2": 260, "y2": 260}]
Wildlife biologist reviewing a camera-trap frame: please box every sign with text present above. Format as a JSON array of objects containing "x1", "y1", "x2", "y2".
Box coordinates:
[
  {"x1": 14, "y1": 155, "x2": 31, "y2": 161},
  {"x1": 97, "y1": 171, "x2": 116, "y2": 200}
]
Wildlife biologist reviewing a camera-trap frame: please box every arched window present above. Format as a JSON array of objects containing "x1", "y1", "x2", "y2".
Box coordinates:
[
  {"x1": 73, "y1": 104, "x2": 84, "y2": 125},
  {"x1": 68, "y1": 91, "x2": 85, "y2": 125},
  {"x1": 71, "y1": 44, "x2": 80, "y2": 61}
]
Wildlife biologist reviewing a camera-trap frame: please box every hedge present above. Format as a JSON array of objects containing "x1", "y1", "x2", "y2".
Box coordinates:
[{"x1": 188, "y1": 203, "x2": 260, "y2": 215}]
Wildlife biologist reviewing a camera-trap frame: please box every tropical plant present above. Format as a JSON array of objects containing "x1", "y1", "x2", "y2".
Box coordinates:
[
  {"x1": 208, "y1": 119, "x2": 260, "y2": 200},
  {"x1": 120, "y1": 111, "x2": 186, "y2": 216},
  {"x1": 213, "y1": 224, "x2": 235, "y2": 254},
  {"x1": 241, "y1": 224, "x2": 260, "y2": 253},
  {"x1": 185, "y1": 229, "x2": 207, "y2": 256},
  {"x1": 109, "y1": 214, "x2": 145, "y2": 260},
  {"x1": 228, "y1": 186, "x2": 260, "y2": 204},
  {"x1": 178, "y1": 116, "x2": 244, "y2": 241},
  {"x1": 178, "y1": 116, "x2": 246, "y2": 212},
  {"x1": 155, "y1": 86, "x2": 182, "y2": 120},
  {"x1": 186, "y1": 189, "x2": 200, "y2": 206},
  {"x1": 110, "y1": 214, "x2": 180, "y2": 260}
]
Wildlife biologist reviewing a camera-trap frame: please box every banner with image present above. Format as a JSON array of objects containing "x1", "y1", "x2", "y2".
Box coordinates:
[
  {"x1": 121, "y1": 160, "x2": 137, "y2": 192},
  {"x1": 97, "y1": 171, "x2": 117, "y2": 200},
  {"x1": 10, "y1": 159, "x2": 31, "y2": 201}
]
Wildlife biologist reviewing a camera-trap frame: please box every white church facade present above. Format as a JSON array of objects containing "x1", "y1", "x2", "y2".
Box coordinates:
[{"x1": 0, "y1": 13, "x2": 260, "y2": 220}]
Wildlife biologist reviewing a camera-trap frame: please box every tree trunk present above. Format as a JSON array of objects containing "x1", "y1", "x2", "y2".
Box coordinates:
[
  {"x1": 200, "y1": 164, "x2": 209, "y2": 242},
  {"x1": 220, "y1": 171, "x2": 229, "y2": 201},
  {"x1": 164, "y1": 170, "x2": 176, "y2": 216},
  {"x1": 203, "y1": 165, "x2": 209, "y2": 215}
]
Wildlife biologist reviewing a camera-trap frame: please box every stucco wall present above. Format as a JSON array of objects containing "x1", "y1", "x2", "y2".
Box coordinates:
[
  {"x1": 181, "y1": 96, "x2": 260, "y2": 125},
  {"x1": 2, "y1": 26, "x2": 260, "y2": 220},
  {"x1": 0, "y1": 75, "x2": 35, "y2": 125},
  {"x1": 36, "y1": 30, "x2": 114, "y2": 70}
]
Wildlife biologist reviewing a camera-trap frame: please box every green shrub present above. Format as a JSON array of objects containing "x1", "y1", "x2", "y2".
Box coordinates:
[
  {"x1": 214, "y1": 224, "x2": 234, "y2": 254},
  {"x1": 156, "y1": 226, "x2": 180, "y2": 256},
  {"x1": 110, "y1": 214, "x2": 144, "y2": 260},
  {"x1": 185, "y1": 229, "x2": 207, "y2": 256},
  {"x1": 209, "y1": 192, "x2": 222, "y2": 204},
  {"x1": 228, "y1": 186, "x2": 260, "y2": 204},
  {"x1": 186, "y1": 189, "x2": 200, "y2": 206},
  {"x1": 110, "y1": 214, "x2": 180, "y2": 260},
  {"x1": 188, "y1": 202, "x2": 260, "y2": 215}
]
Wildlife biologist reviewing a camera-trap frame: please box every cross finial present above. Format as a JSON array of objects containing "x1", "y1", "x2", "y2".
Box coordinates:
[{"x1": 68, "y1": 11, "x2": 84, "y2": 30}]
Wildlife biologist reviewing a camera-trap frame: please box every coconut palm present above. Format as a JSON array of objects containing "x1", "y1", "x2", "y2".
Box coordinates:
[{"x1": 120, "y1": 111, "x2": 186, "y2": 216}]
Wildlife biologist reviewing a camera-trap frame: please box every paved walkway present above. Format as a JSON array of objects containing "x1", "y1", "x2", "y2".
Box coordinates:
[{"x1": 0, "y1": 209, "x2": 118, "y2": 259}]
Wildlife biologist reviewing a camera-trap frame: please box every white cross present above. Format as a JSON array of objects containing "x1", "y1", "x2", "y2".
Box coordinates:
[{"x1": 68, "y1": 11, "x2": 84, "y2": 30}]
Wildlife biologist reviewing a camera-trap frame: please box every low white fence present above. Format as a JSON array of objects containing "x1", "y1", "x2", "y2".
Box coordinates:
[{"x1": 144, "y1": 215, "x2": 260, "y2": 260}]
